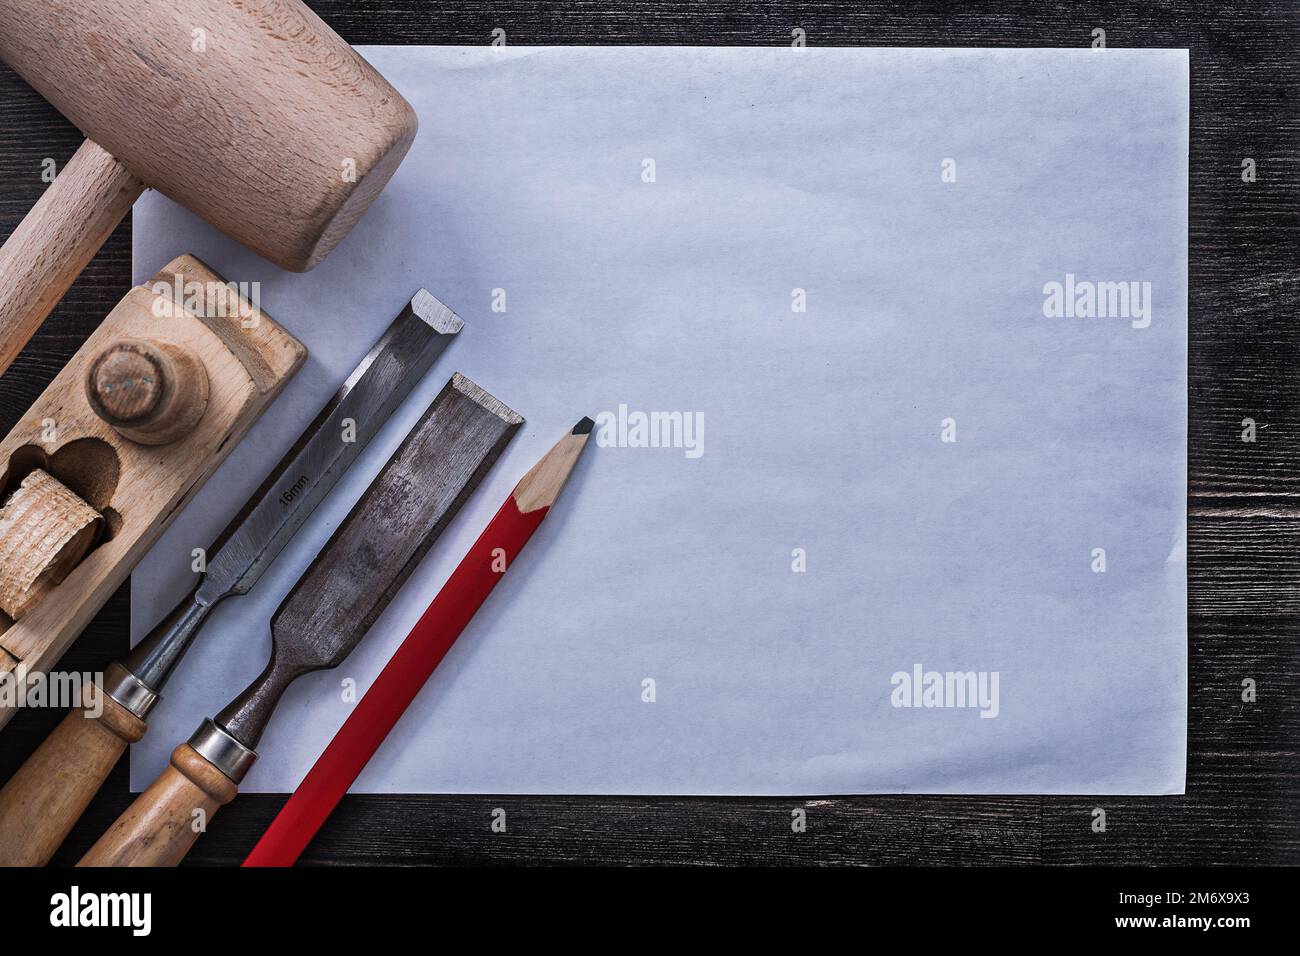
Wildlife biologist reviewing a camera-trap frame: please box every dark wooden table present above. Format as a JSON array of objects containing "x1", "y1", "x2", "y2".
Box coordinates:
[{"x1": 1, "y1": 1, "x2": 1296, "y2": 866}]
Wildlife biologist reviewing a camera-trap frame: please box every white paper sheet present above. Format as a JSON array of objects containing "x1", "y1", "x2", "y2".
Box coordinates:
[{"x1": 132, "y1": 47, "x2": 1188, "y2": 795}]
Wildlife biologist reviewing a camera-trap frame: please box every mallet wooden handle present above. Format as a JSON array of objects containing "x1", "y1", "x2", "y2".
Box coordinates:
[
  {"x1": 78, "y1": 744, "x2": 237, "y2": 867},
  {"x1": 0, "y1": 686, "x2": 145, "y2": 866},
  {"x1": 0, "y1": 139, "x2": 143, "y2": 377}
]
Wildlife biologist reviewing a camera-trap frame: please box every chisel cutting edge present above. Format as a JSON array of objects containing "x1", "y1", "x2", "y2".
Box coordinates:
[{"x1": 0, "y1": 291, "x2": 462, "y2": 867}]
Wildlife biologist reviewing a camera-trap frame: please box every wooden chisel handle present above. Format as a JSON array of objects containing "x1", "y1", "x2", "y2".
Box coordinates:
[
  {"x1": 0, "y1": 686, "x2": 145, "y2": 867},
  {"x1": 78, "y1": 744, "x2": 236, "y2": 867}
]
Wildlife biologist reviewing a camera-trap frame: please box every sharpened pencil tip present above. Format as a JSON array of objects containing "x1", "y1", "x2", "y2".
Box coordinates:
[{"x1": 572, "y1": 416, "x2": 595, "y2": 435}]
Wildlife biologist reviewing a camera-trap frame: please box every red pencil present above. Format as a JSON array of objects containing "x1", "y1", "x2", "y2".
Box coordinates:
[{"x1": 242, "y1": 418, "x2": 594, "y2": 866}]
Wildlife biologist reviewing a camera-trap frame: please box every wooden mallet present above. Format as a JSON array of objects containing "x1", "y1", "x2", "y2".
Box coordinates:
[{"x1": 0, "y1": 0, "x2": 418, "y2": 376}]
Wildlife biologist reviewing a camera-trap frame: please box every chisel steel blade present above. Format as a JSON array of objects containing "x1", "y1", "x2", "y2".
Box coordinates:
[
  {"x1": 214, "y1": 373, "x2": 524, "y2": 751},
  {"x1": 200, "y1": 291, "x2": 463, "y2": 600},
  {"x1": 119, "y1": 291, "x2": 461, "y2": 700}
]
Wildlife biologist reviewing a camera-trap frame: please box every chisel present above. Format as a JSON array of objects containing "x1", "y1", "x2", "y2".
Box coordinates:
[
  {"x1": 245, "y1": 419, "x2": 594, "y2": 866},
  {"x1": 0, "y1": 291, "x2": 462, "y2": 867},
  {"x1": 79, "y1": 374, "x2": 523, "y2": 866}
]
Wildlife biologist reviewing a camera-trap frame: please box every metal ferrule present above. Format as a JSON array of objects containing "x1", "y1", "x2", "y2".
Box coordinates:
[
  {"x1": 101, "y1": 662, "x2": 159, "y2": 719},
  {"x1": 187, "y1": 718, "x2": 258, "y2": 784}
]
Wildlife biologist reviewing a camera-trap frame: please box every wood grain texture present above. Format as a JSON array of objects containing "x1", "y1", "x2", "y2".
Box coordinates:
[
  {"x1": 0, "y1": 0, "x2": 417, "y2": 271},
  {"x1": 1, "y1": 1, "x2": 1296, "y2": 867},
  {"x1": 0, "y1": 469, "x2": 100, "y2": 619},
  {"x1": 84, "y1": 339, "x2": 211, "y2": 446},
  {"x1": 0, "y1": 259, "x2": 305, "y2": 732},
  {"x1": 146, "y1": 254, "x2": 308, "y2": 396},
  {"x1": 0, "y1": 139, "x2": 142, "y2": 378},
  {"x1": 77, "y1": 744, "x2": 237, "y2": 867},
  {"x1": 0, "y1": 686, "x2": 144, "y2": 867}
]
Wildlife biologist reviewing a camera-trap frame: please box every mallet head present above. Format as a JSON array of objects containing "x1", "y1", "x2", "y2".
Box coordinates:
[{"x1": 0, "y1": 0, "x2": 417, "y2": 271}]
